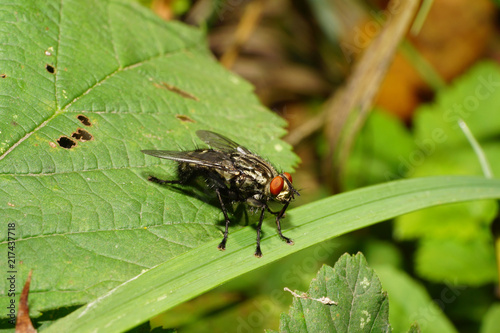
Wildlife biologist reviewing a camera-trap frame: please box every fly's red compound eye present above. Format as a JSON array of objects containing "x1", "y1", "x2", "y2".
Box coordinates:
[
  {"x1": 270, "y1": 176, "x2": 284, "y2": 196},
  {"x1": 283, "y1": 172, "x2": 292, "y2": 183}
]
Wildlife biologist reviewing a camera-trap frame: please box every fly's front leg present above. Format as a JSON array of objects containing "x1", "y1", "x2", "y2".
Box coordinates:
[
  {"x1": 275, "y1": 201, "x2": 293, "y2": 245},
  {"x1": 276, "y1": 216, "x2": 293, "y2": 245},
  {"x1": 216, "y1": 188, "x2": 231, "y2": 251},
  {"x1": 254, "y1": 207, "x2": 266, "y2": 258}
]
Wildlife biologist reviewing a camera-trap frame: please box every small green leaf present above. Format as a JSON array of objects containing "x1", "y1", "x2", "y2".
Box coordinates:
[{"x1": 279, "y1": 253, "x2": 390, "y2": 332}]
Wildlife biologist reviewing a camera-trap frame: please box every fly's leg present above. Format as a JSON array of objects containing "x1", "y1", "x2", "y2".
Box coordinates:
[
  {"x1": 276, "y1": 216, "x2": 293, "y2": 245},
  {"x1": 266, "y1": 207, "x2": 280, "y2": 215},
  {"x1": 254, "y1": 207, "x2": 266, "y2": 258},
  {"x1": 216, "y1": 188, "x2": 231, "y2": 251},
  {"x1": 274, "y1": 201, "x2": 294, "y2": 245}
]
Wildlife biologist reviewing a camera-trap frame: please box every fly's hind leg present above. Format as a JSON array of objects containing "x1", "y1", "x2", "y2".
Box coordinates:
[
  {"x1": 254, "y1": 207, "x2": 266, "y2": 257},
  {"x1": 216, "y1": 188, "x2": 231, "y2": 251},
  {"x1": 147, "y1": 176, "x2": 182, "y2": 185}
]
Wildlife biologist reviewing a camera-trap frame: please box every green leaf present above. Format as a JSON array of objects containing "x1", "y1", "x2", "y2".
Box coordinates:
[
  {"x1": 0, "y1": 0, "x2": 297, "y2": 318},
  {"x1": 414, "y1": 62, "x2": 500, "y2": 149},
  {"x1": 393, "y1": 62, "x2": 500, "y2": 285},
  {"x1": 415, "y1": 238, "x2": 497, "y2": 286},
  {"x1": 363, "y1": 240, "x2": 403, "y2": 269},
  {"x1": 480, "y1": 303, "x2": 500, "y2": 333},
  {"x1": 393, "y1": 147, "x2": 500, "y2": 285},
  {"x1": 43, "y1": 176, "x2": 500, "y2": 332},
  {"x1": 395, "y1": 199, "x2": 497, "y2": 241},
  {"x1": 375, "y1": 265, "x2": 456, "y2": 333},
  {"x1": 278, "y1": 253, "x2": 390, "y2": 332},
  {"x1": 344, "y1": 110, "x2": 416, "y2": 189}
]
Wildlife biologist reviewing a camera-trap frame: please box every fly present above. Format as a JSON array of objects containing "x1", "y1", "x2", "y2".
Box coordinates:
[{"x1": 141, "y1": 130, "x2": 299, "y2": 257}]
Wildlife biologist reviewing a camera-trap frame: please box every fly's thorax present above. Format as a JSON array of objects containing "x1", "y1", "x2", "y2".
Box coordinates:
[
  {"x1": 231, "y1": 153, "x2": 277, "y2": 187},
  {"x1": 240, "y1": 169, "x2": 269, "y2": 186}
]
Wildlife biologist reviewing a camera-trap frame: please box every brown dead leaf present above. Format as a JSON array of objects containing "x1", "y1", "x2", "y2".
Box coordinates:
[{"x1": 16, "y1": 271, "x2": 36, "y2": 333}]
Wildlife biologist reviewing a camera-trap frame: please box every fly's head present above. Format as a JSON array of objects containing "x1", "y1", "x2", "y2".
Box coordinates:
[{"x1": 268, "y1": 172, "x2": 300, "y2": 203}]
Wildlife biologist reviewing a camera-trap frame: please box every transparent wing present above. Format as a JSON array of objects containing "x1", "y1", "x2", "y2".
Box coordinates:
[
  {"x1": 141, "y1": 149, "x2": 237, "y2": 173},
  {"x1": 196, "y1": 130, "x2": 252, "y2": 154}
]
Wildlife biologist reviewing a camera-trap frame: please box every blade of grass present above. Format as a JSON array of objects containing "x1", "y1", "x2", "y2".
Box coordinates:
[
  {"x1": 45, "y1": 176, "x2": 500, "y2": 332},
  {"x1": 410, "y1": 0, "x2": 435, "y2": 35},
  {"x1": 458, "y1": 119, "x2": 494, "y2": 178},
  {"x1": 399, "y1": 39, "x2": 447, "y2": 90}
]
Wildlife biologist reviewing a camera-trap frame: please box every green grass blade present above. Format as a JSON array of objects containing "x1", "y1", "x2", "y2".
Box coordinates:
[
  {"x1": 458, "y1": 119, "x2": 494, "y2": 178},
  {"x1": 44, "y1": 176, "x2": 500, "y2": 332}
]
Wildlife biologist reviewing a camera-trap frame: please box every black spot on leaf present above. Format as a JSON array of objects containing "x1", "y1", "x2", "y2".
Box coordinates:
[
  {"x1": 57, "y1": 136, "x2": 76, "y2": 149},
  {"x1": 71, "y1": 128, "x2": 93, "y2": 142},
  {"x1": 77, "y1": 115, "x2": 91, "y2": 126},
  {"x1": 45, "y1": 64, "x2": 55, "y2": 74},
  {"x1": 1, "y1": 74, "x2": 6, "y2": 78}
]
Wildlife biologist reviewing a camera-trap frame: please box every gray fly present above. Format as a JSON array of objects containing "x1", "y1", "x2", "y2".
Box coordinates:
[{"x1": 141, "y1": 130, "x2": 299, "y2": 257}]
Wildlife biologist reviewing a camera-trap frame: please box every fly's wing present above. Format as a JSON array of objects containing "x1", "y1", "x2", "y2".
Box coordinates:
[
  {"x1": 196, "y1": 130, "x2": 252, "y2": 154},
  {"x1": 141, "y1": 149, "x2": 237, "y2": 173}
]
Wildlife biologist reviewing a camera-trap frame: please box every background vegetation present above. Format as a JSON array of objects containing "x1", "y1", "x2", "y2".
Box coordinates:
[{"x1": 1, "y1": 0, "x2": 500, "y2": 332}]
